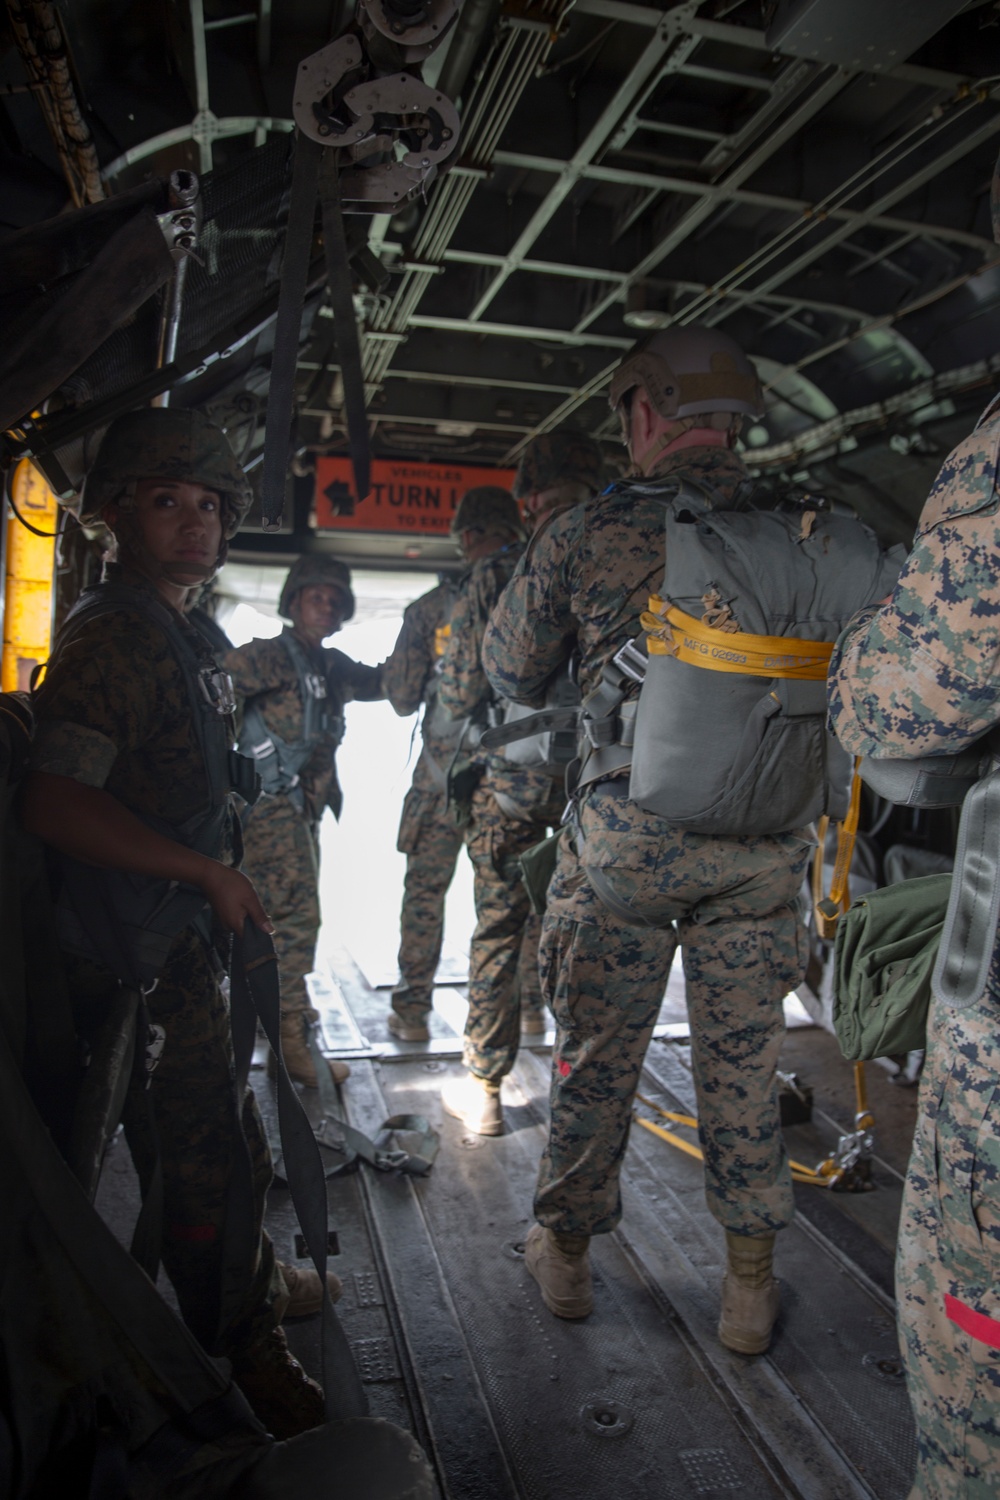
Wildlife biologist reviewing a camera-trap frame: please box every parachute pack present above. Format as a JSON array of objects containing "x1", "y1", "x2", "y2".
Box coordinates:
[
  {"x1": 485, "y1": 477, "x2": 903, "y2": 839},
  {"x1": 621, "y1": 479, "x2": 904, "y2": 835}
]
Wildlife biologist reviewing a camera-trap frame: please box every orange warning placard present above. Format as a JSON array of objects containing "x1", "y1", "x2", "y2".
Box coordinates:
[{"x1": 315, "y1": 457, "x2": 518, "y2": 534}]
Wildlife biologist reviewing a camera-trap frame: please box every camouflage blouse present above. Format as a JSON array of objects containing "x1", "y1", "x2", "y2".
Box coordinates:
[
  {"x1": 381, "y1": 579, "x2": 463, "y2": 793},
  {"x1": 482, "y1": 446, "x2": 749, "y2": 703},
  {"x1": 829, "y1": 404, "x2": 1000, "y2": 758},
  {"x1": 32, "y1": 571, "x2": 228, "y2": 841},
  {"x1": 225, "y1": 628, "x2": 383, "y2": 821}
]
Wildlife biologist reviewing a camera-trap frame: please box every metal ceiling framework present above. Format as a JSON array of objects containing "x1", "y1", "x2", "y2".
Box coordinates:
[
  {"x1": 3, "y1": 0, "x2": 1000, "y2": 526},
  {"x1": 333, "y1": 0, "x2": 1000, "y2": 482}
]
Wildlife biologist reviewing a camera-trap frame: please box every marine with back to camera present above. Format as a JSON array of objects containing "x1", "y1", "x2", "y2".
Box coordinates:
[
  {"x1": 436, "y1": 438, "x2": 603, "y2": 1135},
  {"x1": 482, "y1": 329, "x2": 816, "y2": 1346}
]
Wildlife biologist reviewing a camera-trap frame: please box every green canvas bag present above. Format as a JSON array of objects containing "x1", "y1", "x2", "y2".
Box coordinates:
[
  {"x1": 518, "y1": 826, "x2": 565, "y2": 916},
  {"x1": 833, "y1": 873, "x2": 952, "y2": 1060}
]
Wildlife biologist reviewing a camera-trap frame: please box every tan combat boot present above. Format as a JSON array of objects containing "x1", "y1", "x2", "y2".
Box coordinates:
[
  {"x1": 521, "y1": 1005, "x2": 547, "y2": 1035},
  {"x1": 523, "y1": 1223, "x2": 593, "y2": 1319},
  {"x1": 387, "y1": 1008, "x2": 431, "y2": 1042},
  {"x1": 268, "y1": 1009, "x2": 351, "y2": 1088},
  {"x1": 441, "y1": 1071, "x2": 503, "y2": 1135},
  {"x1": 274, "y1": 1259, "x2": 343, "y2": 1320},
  {"x1": 718, "y1": 1230, "x2": 780, "y2": 1355},
  {"x1": 230, "y1": 1326, "x2": 325, "y2": 1439}
]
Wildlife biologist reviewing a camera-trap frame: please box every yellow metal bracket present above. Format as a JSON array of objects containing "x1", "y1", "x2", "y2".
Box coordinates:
[
  {"x1": 2, "y1": 460, "x2": 59, "y2": 692},
  {"x1": 635, "y1": 1061, "x2": 876, "y2": 1194}
]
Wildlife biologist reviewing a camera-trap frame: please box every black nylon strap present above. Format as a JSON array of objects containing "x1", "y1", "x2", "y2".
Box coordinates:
[
  {"x1": 480, "y1": 706, "x2": 580, "y2": 751},
  {"x1": 232, "y1": 921, "x2": 368, "y2": 1421},
  {"x1": 57, "y1": 860, "x2": 165, "y2": 1283},
  {"x1": 261, "y1": 133, "x2": 322, "y2": 529},
  {"x1": 0, "y1": 1021, "x2": 229, "y2": 1412},
  {"x1": 318, "y1": 153, "x2": 371, "y2": 507}
]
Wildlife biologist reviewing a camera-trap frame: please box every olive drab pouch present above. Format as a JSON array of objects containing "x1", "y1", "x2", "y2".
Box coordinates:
[
  {"x1": 518, "y1": 826, "x2": 565, "y2": 916},
  {"x1": 627, "y1": 481, "x2": 904, "y2": 837},
  {"x1": 854, "y1": 729, "x2": 1000, "y2": 1011},
  {"x1": 833, "y1": 874, "x2": 951, "y2": 1060}
]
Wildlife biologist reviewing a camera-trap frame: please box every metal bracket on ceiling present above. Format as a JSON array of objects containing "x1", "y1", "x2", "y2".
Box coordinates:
[{"x1": 260, "y1": 5, "x2": 463, "y2": 531}]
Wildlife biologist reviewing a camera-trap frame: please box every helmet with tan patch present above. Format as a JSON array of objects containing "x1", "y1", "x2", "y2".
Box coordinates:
[
  {"x1": 79, "y1": 407, "x2": 252, "y2": 539},
  {"x1": 278, "y1": 555, "x2": 355, "y2": 622},
  {"x1": 608, "y1": 326, "x2": 764, "y2": 424}
]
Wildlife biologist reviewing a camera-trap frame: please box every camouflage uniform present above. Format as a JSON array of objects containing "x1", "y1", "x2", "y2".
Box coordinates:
[
  {"x1": 225, "y1": 632, "x2": 382, "y2": 1020},
  {"x1": 482, "y1": 446, "x2": 810, "y2": 1236},
  {"x1": 381, "y1": 580, "x2": 466, "y2": 1026},
  {"x1": 828, "y1": 400, "x2": 1000, "y2": 1500},
  {"x1": 31, "y1": 572, "x2": 278, "y2": 1357},
  {"x1": 439, "y1": 544, "x2": 565, "y2": 1081}
]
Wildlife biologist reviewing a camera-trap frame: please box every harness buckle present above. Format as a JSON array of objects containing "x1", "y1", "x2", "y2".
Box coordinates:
[
  {"x1": 198, "y1": 667, "x2": 237, "y2": 716},
  {"x1": 612, "y1": 638, "x2": 648, "y2": 684}
]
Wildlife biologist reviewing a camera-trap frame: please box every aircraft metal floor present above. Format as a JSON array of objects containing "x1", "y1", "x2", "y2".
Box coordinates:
[
  {"x1": 95, "y1": 952, "x2": 917, "y2": 1499},
  {"x1": 259, "y1": 953, "x2": 918, "y2": 1500}
]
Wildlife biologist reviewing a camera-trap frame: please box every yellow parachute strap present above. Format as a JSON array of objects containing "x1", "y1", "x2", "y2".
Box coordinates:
[
  {"x1": 812, "y1": 760, "x2": 863, "y2": 941},
  {"x1": 640, "y1": 598, "x2": 833, "y2": 680},
  {"x1": 633, "y1": 1094, "x2": 828, "y2": 1186},
  {"x1": 434, "y1": 622, "x2": 451, "y2": 657}
]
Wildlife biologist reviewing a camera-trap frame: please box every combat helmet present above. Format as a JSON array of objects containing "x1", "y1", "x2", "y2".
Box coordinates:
[
  {"x1": 278, "y1": 554, "x2": 355, "y2": 621},
  {"x1": 513, "y1": 427, "x2": 603, "y2": 508},
  {"x1": 608, "y1": 326, "x2": 764, "y2": 426},
  {"x1": 449, "y1": 485, "x2": 524, "y2": 540},
  {"x1": 80, "y1": 407, "x2": 253, "y2": 541}
]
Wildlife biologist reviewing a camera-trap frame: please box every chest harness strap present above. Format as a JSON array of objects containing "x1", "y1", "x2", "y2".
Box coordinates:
[{"x1": 240, "y1": 631, "x2": 338, "y2": 817}]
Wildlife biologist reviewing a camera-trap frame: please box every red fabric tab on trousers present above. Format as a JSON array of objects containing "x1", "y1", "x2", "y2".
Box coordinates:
[
  {"x1": 945, "y1": 1293, "x2": 1000, "y2": 1349},
  {"x1": 168, "y1": 1223, "x2": 217, "y2": 1244},
  {"x1": 557, "y1": 1058, "x2": 571, "y2": 1078}
]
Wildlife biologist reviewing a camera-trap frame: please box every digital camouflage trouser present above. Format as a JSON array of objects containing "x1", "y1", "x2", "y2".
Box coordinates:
[
  {"x1": 66, "y1": 926, "x2": 279, "y2": 1357},
  {"x1": 897, "y1": 986, "x2": 1000, "y2": 1500},
  {"x1": 392, "y1": 782, "x2": 464, "y2": 1023},
  {"x1": 535, "y1": 778, "x2": 809, "y2": 1239},
  {"x1": 463, "y1": 778, "x2": 564, "y2": 1082},
  {"x1": 241, "y1": 795, "x2": 320, "y2": 1020}
]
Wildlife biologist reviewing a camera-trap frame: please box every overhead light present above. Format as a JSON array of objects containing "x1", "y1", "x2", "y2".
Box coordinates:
[
  {"x1": 435, "y1": 420, "x2": 476, "y2": 436},
  {"x1": 624, "y1": 282, "x2": 673, "y2": 331}
]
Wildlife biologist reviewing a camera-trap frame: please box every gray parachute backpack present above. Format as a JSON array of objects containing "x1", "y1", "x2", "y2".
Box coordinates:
[{"x1": 584, "y1": 478, "x2": 904, "y2": 837}]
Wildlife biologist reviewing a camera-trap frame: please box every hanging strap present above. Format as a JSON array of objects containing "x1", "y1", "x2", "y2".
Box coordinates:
[
  {"x1": 261, "y1": 133, "x2": 322, "y2": 530},
  {"x1": 812, "y1": 763, "x2": 863, "y2": 941},
  {"x1": 57, "y1": 858, "x2": 165, "y2": 1282},
  {"x1": 231, "y1": 921, "x2": 367, "y2": 1421},
  {"x1": 933, "y1": 762, "x2": 1000, "y2": 1009},
  {"x1": 319, "y1": 153, "x2": 371, "y2": 507},
  {"x1": 642, "y1": 598, "x2": 834, "y2": 679}
]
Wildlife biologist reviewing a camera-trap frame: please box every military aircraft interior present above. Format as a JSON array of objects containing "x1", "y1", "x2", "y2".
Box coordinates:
[{"x1": 2, "y1": 0, "x2": 1000, "y2": 1496}]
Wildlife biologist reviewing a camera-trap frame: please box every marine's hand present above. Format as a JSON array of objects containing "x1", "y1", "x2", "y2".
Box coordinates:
[{"x1": 199, "y1": 862, "x2": 275, "y2": 935}]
